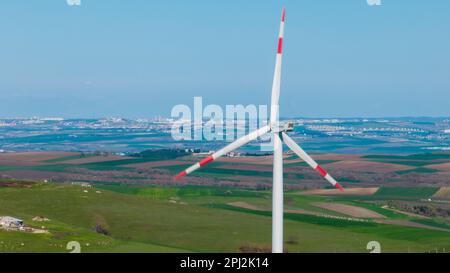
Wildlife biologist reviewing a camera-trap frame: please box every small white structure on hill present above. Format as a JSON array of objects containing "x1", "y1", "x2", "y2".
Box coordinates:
[
  {"x1": 71, "y1": 182, "x2": 92, "y2": 188},
  {"x1": 0, "y1": 216, "x2": 24, "y2": 229},
  {"x1": 0, "y1": 216, "x2": 49, "y2": 233}
]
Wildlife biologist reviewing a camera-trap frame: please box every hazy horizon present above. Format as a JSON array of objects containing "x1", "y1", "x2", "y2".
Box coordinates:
[{"x1": 1, "y1": 115, "x2": 450, "y2": 120}]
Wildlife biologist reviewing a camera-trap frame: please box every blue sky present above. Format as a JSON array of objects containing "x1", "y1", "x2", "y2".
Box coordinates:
[{"x1": 1, "y1": 0, "x2": 449, "y2": 118}]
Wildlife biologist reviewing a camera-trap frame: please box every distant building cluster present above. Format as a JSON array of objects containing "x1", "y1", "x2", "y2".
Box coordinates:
[
  {"x1": 306, "y1": 125, "x2": 346, "y2": 132},
  {"x1": 0, "y1": 117, "x2": 448, "y2": 153},
  {"x1": 193, "y1": 150, "x2": 242, "y2": 157},
  {"x1": 362, "y1": 127, "x2": 424, "y2": 132},
  {"x1": 306, "y1": 124, "x2": 425, "y2": 134}
]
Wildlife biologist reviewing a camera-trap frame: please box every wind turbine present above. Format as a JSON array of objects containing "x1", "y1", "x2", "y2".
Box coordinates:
[{"x1": 174, "y1": 8, "x2": 344, "y2": 253}]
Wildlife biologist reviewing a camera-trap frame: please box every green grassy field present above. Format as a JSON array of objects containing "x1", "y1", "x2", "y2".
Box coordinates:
[
  {"x1": 157, "y1": 162, "x2": 304, "y2": 180},
  {"x1": 362, "y1": 153, "x2": 450, "y2": 168},
  {"x1": 395, "y1": 168, "x2": 440, "y2": 175},
  {"x1": 363, "y1": 153, "x2": 450, "y2": 160},
  {"x1": 1, "y1": 181, "x2": 449, "y2": 253},
  {"x1": 371, "y1": 187, "x2": 439, "y2": 200}
]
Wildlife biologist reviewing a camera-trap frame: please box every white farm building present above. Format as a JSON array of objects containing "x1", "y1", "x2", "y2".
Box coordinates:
[{"x1": 0, "y1": 216, "x2": 24, "y2": 229}]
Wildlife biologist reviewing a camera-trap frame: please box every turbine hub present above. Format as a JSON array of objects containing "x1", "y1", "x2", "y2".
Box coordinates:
[{"x1": 271, "y1": 122, "x2": 294, "y2": 133}]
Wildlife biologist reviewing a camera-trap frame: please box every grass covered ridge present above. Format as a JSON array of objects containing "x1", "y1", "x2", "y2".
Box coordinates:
[{"x1": 1, "y1": 181, "x2": 449, "y2": 253}]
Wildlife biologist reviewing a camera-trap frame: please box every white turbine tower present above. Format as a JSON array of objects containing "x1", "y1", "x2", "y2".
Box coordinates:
[{"x1": 174, "y1": 8, "x2": 344, "y2": 253}]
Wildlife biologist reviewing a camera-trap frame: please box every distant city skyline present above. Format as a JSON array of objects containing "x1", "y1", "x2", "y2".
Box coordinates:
[{"x1": 1, "y1": 1, "x2": 449, "y2": 118}]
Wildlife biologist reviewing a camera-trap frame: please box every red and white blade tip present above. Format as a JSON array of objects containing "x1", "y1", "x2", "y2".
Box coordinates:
[
  {"x1": 277, "y1": 8, "x2": 285, "y2": 54},
  {"x1": 173, "y1": 155, "x2": 215, "y2": 181},
  {"x1": 314, "y1": 165, "x2": 344, "y2": 192},
  {"x1": 174, "y1": 171, "x2": 187, "y2": 181},
  {"x1": 335, "y1": 182, "x2": 344, "y2": 192}
]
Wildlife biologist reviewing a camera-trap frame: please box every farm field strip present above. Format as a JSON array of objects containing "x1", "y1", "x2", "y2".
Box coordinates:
[{"x1": 1, "y1": 181, "x2": 450, "y2": 252}]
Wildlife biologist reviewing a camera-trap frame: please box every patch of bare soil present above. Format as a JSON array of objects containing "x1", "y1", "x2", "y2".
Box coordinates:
[
  {"x1": 433, "y1": 187, "x2": 450, "y2": 200},
  {"x1": 217, "y1": 156, "x2": 273, "y2": 165},
  {"x1": 228, "y1": 201, "x2": 323, "y2": 216},
  {"x1": 0, "y1": 170, "x2": 63, "y2": 181},
  {"x1": 214, "y1": 164, "x2": 273, "y2": 172},
  {"x1": 217, "y1": 154, "x2": 361, "y2": 165},
  {"x1": 310, "y1": 154, "x2": 363, "y2": 161},
  {"x1": 124, "y1": 160, "x2": 187, "y2": 168},
  {"x1": 298, "y1": 187, "x2": 379, "y2": 196},
  {"x1": 284, "y1": 153, "x2": 363, "y2": 165},
  {"x1": 312, "y1": 202, "x2": 386, "y2": 219},
  {"x1": 375, "y1": 219, "x2": 450, "y2": 232},
  {"x1": 63, "y1": 155, "x2": 132, "y2": 164},
  {"x1": 0, "y1": 180, "x2": 35, "y2": 188},
  {"x1": 0, "y1": 152, "x2": 76, "y2": 162},
  {"x1": 0, "y1": 159, "x2": 42, "y2": 167},
  {"x1": 227, "y1": 201, "x2": 371, "y2": 222},
  {"x1": 426, "y1": 163, "x2": 450, "y2": 172},
  {"x1": 325, "y1": 160, "x2": 414, "y2": 173},
  {"x1": 225, "y1": 176, "x2": 272, "y2": 185}
]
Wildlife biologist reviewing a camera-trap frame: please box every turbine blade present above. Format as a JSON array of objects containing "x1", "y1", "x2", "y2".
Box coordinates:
[
  {"x1": 269, "y1": 7, "x2": 286, "y2": 124},
  {"x1": 174, "y1": 125, "x2": 271, "y2": 180},
  {"x1": 281, "y1": 132, "x2": 344, "y2": 191}
]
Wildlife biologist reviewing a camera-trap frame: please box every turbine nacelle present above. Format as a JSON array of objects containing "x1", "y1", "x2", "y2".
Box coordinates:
[{"x1": 271, "y1": 121, "x2": 294, "y2": 133}]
